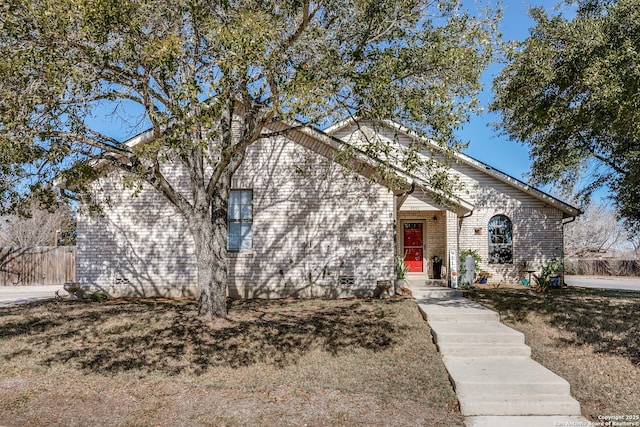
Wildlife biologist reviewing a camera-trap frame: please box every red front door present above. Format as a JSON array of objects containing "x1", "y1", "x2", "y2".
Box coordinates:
[{"x1": 403, "y1": 222, "x2": 423, "y2": 273}]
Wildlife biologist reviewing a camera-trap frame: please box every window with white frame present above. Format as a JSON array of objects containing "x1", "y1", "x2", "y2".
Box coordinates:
[
  {"x1": 228, "y1": 190, "x2": 252, "y2": 251},
  {"x1": 488, "y1": 214, "x2": 513, "y2": 264}
]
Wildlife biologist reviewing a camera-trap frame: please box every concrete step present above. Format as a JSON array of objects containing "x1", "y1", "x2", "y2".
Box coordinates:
[
  {"x1": 444, "y1": 357, "x2": 572, "y2": 396},
  {"x1": 429, "y1": 321, "x2": 525, "y2": 345},
  {"x1": 406, "y1": 279, "x2": 448, "y2": 287},
  {"x1": 418, "y1": 300, "x2": 500, "y2": 322},
  {"x1": 437, "y1": 342, "x2": 532, "y2": 358},
  {"x1": 412, "y1": 287, "x2": 462, "y2": 300},
  {"x1": 465, "y1": 416, "x2": 591, "y2": 427},
  {"x1": 459, "y1": 394, "x2": 582, "y2": 417}
]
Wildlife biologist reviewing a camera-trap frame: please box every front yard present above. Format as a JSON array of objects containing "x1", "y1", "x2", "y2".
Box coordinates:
[
  {"x1": 0, "y1": 298, "x2": 463, "y2": 426},
  {"x1": 464, "y1": 287, "x2": 640, "y2": 420}
]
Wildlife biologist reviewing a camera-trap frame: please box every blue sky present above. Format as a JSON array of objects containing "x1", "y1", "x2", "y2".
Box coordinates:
[{"x1": 458, "y1": 0, "x2": 575, "y2": 186}]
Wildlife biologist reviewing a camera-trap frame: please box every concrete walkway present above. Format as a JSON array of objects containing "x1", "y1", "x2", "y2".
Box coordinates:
[
  {"x1": 411, "y1": 283, "x2": 591, "y2": 427},
  {"x1": 0, "y1": 285, "x2": 64, "y2": 307}
]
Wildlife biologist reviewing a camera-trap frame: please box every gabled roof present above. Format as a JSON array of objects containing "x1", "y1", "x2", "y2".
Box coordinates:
[
  {"x1": 63, "y1": 114, "x2": 579, "y2": 219},
  {"x1": 325, "y1": 118, "x2": 581, "y2": 219},
  {"x1": 264, "y1": 119, "x2": 475, "y2": 216}
]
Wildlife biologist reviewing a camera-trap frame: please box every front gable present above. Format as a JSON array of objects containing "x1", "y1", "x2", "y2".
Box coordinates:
[
  {"x1": 326, "y1": 119, "x2": 580, "y2": 219},
  {"x1": 75, "y1": 126, "x2": 397, "y2": 298}
]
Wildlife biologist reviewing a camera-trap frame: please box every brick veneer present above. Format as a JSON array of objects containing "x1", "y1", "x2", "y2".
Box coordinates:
[{"x1": 77, "y1": 136, "x2": 395, "y2": 298}]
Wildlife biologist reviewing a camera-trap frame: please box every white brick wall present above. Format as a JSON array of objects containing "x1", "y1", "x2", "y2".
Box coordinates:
[
  {"x1": 77, "y1": 135, "x2": 395, "y2": 298},
  {"x1": 456, "y1": 207, "x2": 564, "y2": 284},
  {"x1": 335, "y1": 122, "x2": 570, "y2": 285},
  {"x1": 77, "y1": 120, "x2": 571, "y2": 296}
]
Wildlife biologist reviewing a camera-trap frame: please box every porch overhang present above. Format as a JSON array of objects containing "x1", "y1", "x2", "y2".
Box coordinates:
[{"x1": 394, "y1": 179, "x2": 474, "y2": 217}]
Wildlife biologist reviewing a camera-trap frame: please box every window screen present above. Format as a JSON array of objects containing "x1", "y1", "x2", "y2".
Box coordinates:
[{"x1": 228, "y1": 190, "x2": 252, "y2": 251}]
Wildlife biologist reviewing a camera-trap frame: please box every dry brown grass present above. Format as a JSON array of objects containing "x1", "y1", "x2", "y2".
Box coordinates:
[
  {"x1": 463, "y1": 287, "x2": 640, "y2": 421},
  {"x1": 0, "y1": 297, "x2": 463, "y2": 426}
]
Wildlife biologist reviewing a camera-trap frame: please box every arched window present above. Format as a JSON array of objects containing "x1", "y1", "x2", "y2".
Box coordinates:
[{"x1": 488, "y1": 215, "x2": 513, "y2": 264}]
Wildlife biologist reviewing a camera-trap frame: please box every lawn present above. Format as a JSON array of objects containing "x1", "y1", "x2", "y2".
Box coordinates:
[
  {"x1": 0, "y1": 297, "x2": 463, "y2": 426},
  {"x1": 463, "y1": 287, "x2": 640, "y2": 421}
]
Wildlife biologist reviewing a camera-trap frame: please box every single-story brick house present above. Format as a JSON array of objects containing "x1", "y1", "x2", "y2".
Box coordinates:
[{"x1": 73, "y1": 118, "x2": 580, "y2": 298}]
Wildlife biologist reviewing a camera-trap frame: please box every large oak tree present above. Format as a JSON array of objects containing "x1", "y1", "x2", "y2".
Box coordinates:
[
  {"x1": 0, "y1": 0, "x2": 495, "y2": 318},
  {"x1": 491, "y1": 0, "x2": 640, "y2": 234}
]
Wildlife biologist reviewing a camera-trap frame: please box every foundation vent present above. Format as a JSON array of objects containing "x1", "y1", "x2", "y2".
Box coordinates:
[{"x1": 338, "y1": 276, "x2": 355, "y2": 286}]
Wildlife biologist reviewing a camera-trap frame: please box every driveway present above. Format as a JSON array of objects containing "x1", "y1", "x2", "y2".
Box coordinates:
[
  {"x1": 0, "y1": 285, "x2": 65, "y2": 307},
  {"x1": 565, "y1": 275, "x2": 640, "y2": 292}
]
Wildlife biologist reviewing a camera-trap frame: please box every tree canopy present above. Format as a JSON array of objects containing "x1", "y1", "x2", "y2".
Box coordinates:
[
  {"x1": 0, "y1": 196, "x2": 76, "y2": 247},
  {"x1": 0, "y1": 0, "x2": 497, "y2": 317},
  {"x1": 491, "y1": 0, "x2": 640, "y2": 233},
  {"x1": 564, "y1": 200, "x2": 630, "y2": 257}
]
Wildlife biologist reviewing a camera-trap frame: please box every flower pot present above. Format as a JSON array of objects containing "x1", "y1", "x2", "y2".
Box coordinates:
[
  {"x1": 395, "y1": 278, "x2": 408, "y2": 289},
  {"x1": 432, "y1": 262, "x2": 442, "y2": 280},
  {"x1": 63, "y1": 282, "x2": 81, "y2": 299}
]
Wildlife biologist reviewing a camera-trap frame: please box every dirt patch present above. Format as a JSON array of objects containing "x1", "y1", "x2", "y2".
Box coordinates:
[{"x1": 0, "y1": 298, "x2": 463, "y2": 426}]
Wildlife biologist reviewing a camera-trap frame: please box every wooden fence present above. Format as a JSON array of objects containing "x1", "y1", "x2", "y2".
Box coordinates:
[{"x1": 0, "y1": 246, "x2": 76, "y2": 286}]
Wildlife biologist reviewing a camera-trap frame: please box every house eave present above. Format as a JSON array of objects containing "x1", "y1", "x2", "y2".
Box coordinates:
[
  {"x1": 271, "y1": 121, "x2": 475, "y2": 216},
  {"x1": 328, "y1": 118, "x2": 581, "y2": 219}
]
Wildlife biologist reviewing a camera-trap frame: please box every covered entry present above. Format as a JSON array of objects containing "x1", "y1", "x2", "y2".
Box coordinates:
[
  {"x1": 395, "y1": 186, "x2": 473, "y2": 283},
  {"x1": 399, "y1": 214, "x2": 446, "y2": 280}
]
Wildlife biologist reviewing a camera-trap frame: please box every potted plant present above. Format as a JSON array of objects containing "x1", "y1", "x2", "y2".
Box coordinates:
[
  {"x1": 543, "y1": 258, "x2": 563, "y2": 287},
  {"x1": 431, "y1": 255, "x2": 443, "y2": 279},
  {"x1": 533, "y1": 259, "x2": 564, "y2": 292},
  {"x1": 395, "y1": 254, "x2": 410, "y2": 288},
  {"x1": 477, "y1": 271, "x2": 491, "y2": 284}
]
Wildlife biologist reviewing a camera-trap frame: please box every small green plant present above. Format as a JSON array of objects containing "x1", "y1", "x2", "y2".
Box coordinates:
[
  {"x1": 536, "y1": 258, "x2": 564, "y2": 290},
  {"x1": 542, "y1": 258, "x2": 563, "y2": 277},
  {"x1": 90, "y1": 290, "x2": 108, "y2": 302},
  {"x1": 533, "y1": 273, "x2": 551, "y2": 292},
  {"x1": 395, "y1": 254, "x2": 410, "y2": 279}
]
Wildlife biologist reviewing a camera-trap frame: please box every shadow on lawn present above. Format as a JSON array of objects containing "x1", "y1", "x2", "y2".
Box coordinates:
[
  {"x1": 464, "y1": 288, "x2": 640, "y2": 365},
  {"x1": 0, "y1": 298, "x2": 399, "y2": 375}
]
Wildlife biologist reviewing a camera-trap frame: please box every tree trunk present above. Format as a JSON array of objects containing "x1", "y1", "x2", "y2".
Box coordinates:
[
  {"x1": 187, "y1": 184, "x2": 230, "y2": 320},
  {"x1": 192, "y1": 220, "x2": 228, "y2": 319},
  {"x1": 179, "y1": 113, "x2": 248, "y2": 319}
]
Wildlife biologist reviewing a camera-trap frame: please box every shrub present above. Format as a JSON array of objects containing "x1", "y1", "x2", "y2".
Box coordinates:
[
  {"x1": 90, "y1": 290, "x2": 108, "y2": 302},
  {"x1": 533, "y1": 273, "x2": 551, "y2": 292}
]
